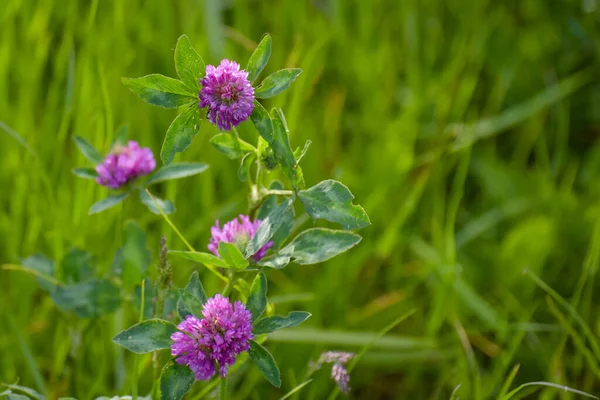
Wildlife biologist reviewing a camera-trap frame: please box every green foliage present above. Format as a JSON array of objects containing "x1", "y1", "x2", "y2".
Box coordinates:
[
  {"x1": 259, "y1": 228, "x2": 362, "y2": 268},
  {"x1": 217, "y1": 242, "x2": 249, "y2": 271},
  {"x1": 71, "y1": 167, "x2": 98, "y2": 180},
  {"x1": 51, "y1": 279, "x2": 120, "y2": 318},
  {"x1": 246, "y1": 34, "x2": 272, "y2": 83},
  {"x1": 112, "y1": 319, "x2": 178, "y2": 354},
  {"x1": 254, "y1": 69, "x2": 302, "y2": 99},
  {"x1": 176, "y1": 271, "x2": 208, "y2": 319},
  {"x1": 209, "y1": 133, "x2": 256, "y2": 159},
  {"x1": 139, "y1": 190, "x2": 176, "y2": 215},
  {"x1": 160, "y1": 362, "x2": 195, "y2": 400},
  {"x1": 73, "y1": 136, "x2": 103, "y2": 164},
  {"x1": 2, "y1": 2, "x2": 600, "y2": 399},
  {"x1": 88, "y1": 192, "x2": 130, "y2": 215},
  {"x1": 247, "y1": 198, "x2": 294, "y2": 256},
  {"x1": 122, "y1": 75, "x2": 196, "y2": 108},
  {"x1": 160, "y1": 107, "x2": 203, "y2": 165},
  {"x1": 246, "y1": 272, "x2": 268, "y2": 322},
  {"x1": 145, "y1": 162, "x2": 208, "y2": 185},
  {"x1": 270, "y1": 109, "x2": 304, "y2": 189},
  {"x1": 174, "y1": 34, "x2": 205, "y2": 91},
  {"x1": 176, "y1": 289, "x2": 204, "y2": 319},
  {"x1": 122, "y1": 220, "x2": 151, "y2": 287},
  {"x1": 299, "y1": 180, "x2": 370, "y2": 229},
  {"x1": 183, "y1": 271, "x2": 208, "y2": 305},
  {"x1": 250, "y1": 101, "x2": 274, "y2": 143},
  {"x1": 168, "y1": 250, "x2": 228, "y2": 268},
  {"x1": 248, "y1": 340, "x2": 281, "y2": 387},
  {"x1": 253, "y1": 311, "x2": 311, "y2": 335}
]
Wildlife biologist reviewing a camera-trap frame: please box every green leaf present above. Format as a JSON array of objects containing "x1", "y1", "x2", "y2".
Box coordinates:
[
  {"x1": 184, "y1": 271, "x2": 208, "y2": 304},
  {"x1": 209, "y1": 133, "x2": 256, "y2": 159},
  {"x1": 293, "y1": 140, "x2": 312, "y2": 164},
  {"x1": 51, "y1": 279, "x2": 120, "y2": 318},
  {"x1": 177, "y1": 289, "x2": 204, "y2": 319},
  {"x1": 255, "y1": 68, "x2": 302, "y2": 99},
  {"x1": 281, "y1": 228, "x2": 362, "y2": 265},
  {"x1": 160, "y1": 361, "x2": 195, "y2": 400},
  {"x1": 254, "y1": 311, "x2": 312, "y2": 335},
  {"x1": 271, "y1": 109, "x2": 304, "y2": 189},
  {"x1": 247, "y1": 34, "x2": 272, "y2": 83},
  {"x1": 72, "y1": 167, "x2": 98, "y2": 180},
  {"x1": 246, "y1": 272, "x2": 267, "y2": 321},
  {"x1": 88, "y1": 191, "x2": 130, "y2": 215},
  {"x1": 146, "y1": 162, "x2": 209, "y2": 185},
  {"x1": 246, "y1": 197, "x2": 294, "y2": 257},
  {"x1": 73, "y1": 135, "x2": 103, "y2": 164},
  {"x1": 250, "y1": 100, "x2": 274, "y2": 144},
  {"x1": 22, "y1": 253, "x2": 56, "y2": 291},
  {"x1": 298, "y1": 180, "x2": 370, "y2": 229},
  {"x1": 257, "y1": 180, "x2": 285, "y2": 220},
  {"x1": 7, "y1": 394, "x2": 30, "y2": 400},
  {"x1": 257, "y1": 253, "x2": 291, "y2": 269},
  {"x1": 256, "y1": 181, "x2": 294, "y2": 249},
  {"x1": 160, "y1": 106, "x2": 203, "y2": 165},
  {"x1": 122, "y1": 74, "x2": 196, "y2": 108},
  {"x1": 2, "y1": 383, "x2": 43, "y2": 400},
  {"x1": 139, "y1": 190, "x2": 176, "y2": 215},
  {"x1": 112, "y1": 319, "x2": 178, "y2": 354},
  {"x1": 168, "y1": 250, "x2": 228, "y2": 268},
  {"x1": 112, "y1": 124, "x2": 129, "y2": 146},
  {"x1": 279, "y1": 379, "x2": 313, "y2": 400},
  {"x1": 238, "y1": 152, "x2": 256, "y2": 182},
  {"x1": 174, "y1": 34, "x2": 205, "y2": 91},
  {"x1": 260, "y1": 229, "x2": 362, "y2": 268},
  {"x1": 218, "y1": 242, "x2": 249, "y2": 271},
  {"x1": 177, "y1": 271, "x2": 208, "y2": 319},
  {"x1": 60, "y1": 248, "x2": 94, "y2": 283},
  {"x1": 248, "y1": 340, "x2": 281, "y2": 387},
  {"x1": 122, "y1": 220, "x2": 151, "y2": 287}
]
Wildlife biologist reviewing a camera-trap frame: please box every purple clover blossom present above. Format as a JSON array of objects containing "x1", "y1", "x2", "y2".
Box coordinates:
[
  {"x1": 310, "y1": 351, "x2": 355, "y2": 395},
  {"x1": 318, "y1": 351, "x2": 355, "y2": 365},
  {"x1": 95, "y1": 141, "x2": 155, "y2": 189},
  {"x1": 170, "y1": 294, "x2": 253, "y2": 380},
  {"x1": 331, "y1": 363, "x2": 351, "y2": 395},
  {"x1": 208, "y1": 215, "x2": 273, "y2": 261},
  {"x1": 199, "y1": 59, "x2": 255, "y2": 131}
]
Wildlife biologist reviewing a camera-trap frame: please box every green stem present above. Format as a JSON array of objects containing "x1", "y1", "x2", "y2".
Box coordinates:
[
  {"x1": 261, "y1": 189, "x2": 294, "y2": 197},
  {"x1": 146, "y1": 189, "x2": 194, "y2": 251},
  {"x1": 231, "y1": 126, "x2": 241, "y2": 141},
  {"x1": 145, "y1": 189, "x2": 228, "y2": 283},
  {"x1": 132, "y1": 356, "x2": 138, "y2": 400},
  {"x1": 220, "y1": 376, "x2": 228, "y2": 400},
  {"x1": 222, "y1": 272, "x2": 235, "y2": 297}
]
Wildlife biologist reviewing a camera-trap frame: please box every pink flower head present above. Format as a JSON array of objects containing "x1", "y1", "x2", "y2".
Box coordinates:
[
  {"x1": 95, "y1": 141, "x2": 155, "y2": 189},
  {"x1": 311, "y1": 351, "x2": 355, "y2": 395},
  {"x1": 171, "y1": 294, "x2": 253, "y2": 380},
  {"x1": 199, "y1": 59, "x2": 255, "y2": 131},
  {"x1": 208, "y1": 215, "x2": 273, "y2": 261}
]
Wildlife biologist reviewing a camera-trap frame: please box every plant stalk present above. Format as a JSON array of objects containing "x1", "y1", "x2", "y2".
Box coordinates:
[{"x1": 220, "y1": 376, "x2": 228, "y2": 400}]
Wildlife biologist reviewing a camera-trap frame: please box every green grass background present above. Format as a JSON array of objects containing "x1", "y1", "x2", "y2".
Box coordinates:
[{"x1": 2, "y1": 0, "x2": 600, "y2": 398}]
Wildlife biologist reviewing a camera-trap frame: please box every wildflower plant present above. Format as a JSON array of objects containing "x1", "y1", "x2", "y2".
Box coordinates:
[
  {"x1": 72, "y1": 127, "x2": 208, "y2": 215},
  {"x1": 83, "y1": 33, "x2": 368, "y2": 399}
]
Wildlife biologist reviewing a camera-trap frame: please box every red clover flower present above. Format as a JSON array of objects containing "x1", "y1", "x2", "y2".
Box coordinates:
[
  {"x1": 95, "y1": 140, "x2": 155, "y2": 189},
  {"x1": 199, "y1": 59, "x2": 255, "y2": 131},
  {"x1": 170, "y1": 294, "x2": 253, "y2": 380},
  {"x1": 208, "y1": 215, "x2": 273, "y2": 261}
]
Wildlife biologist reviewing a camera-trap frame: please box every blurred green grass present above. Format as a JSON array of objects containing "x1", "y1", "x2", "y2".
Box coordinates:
[{"x1": 2, "y1": 0, "x2": 600, "y2": 398}]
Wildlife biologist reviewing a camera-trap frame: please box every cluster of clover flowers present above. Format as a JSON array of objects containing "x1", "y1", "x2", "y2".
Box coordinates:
[{"x1": 71, "y1": 34, "x2": 370, "y2": 399}]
